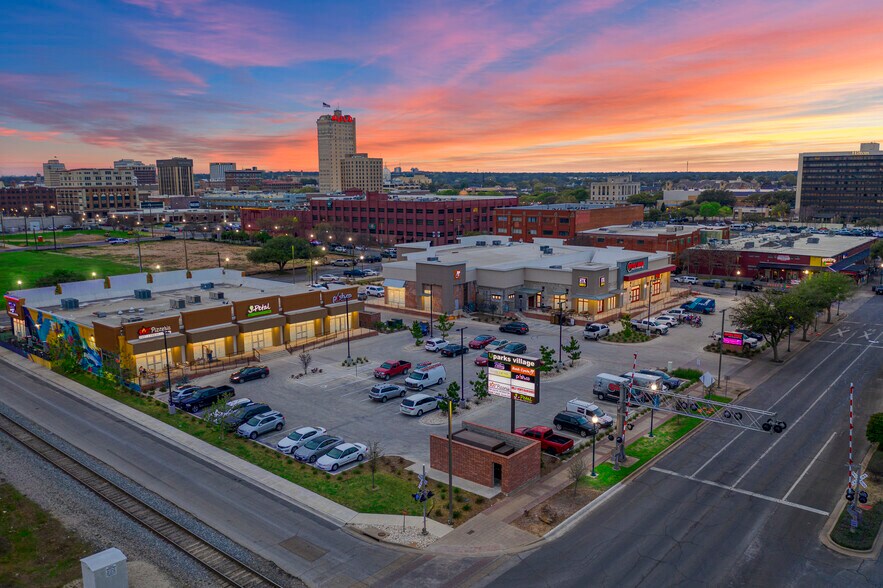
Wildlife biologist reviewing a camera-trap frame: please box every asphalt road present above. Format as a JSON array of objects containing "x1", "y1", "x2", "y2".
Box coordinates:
[{"x1": 485, "y1": 294, "x2": 883, "y2": 587}]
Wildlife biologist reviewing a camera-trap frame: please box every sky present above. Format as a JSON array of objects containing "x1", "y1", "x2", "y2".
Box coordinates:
[{"x1": 1, "y1": 0, "x2": 882, "y2": 175}]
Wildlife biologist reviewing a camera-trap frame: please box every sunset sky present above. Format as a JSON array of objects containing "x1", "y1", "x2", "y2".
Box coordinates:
[{"x1": 1, "y1": 0, "x2": 882, "y2": 175}]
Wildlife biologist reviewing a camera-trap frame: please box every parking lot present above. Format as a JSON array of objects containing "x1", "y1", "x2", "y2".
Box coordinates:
[{"x1": 187, "y1": 291, "x2": 750, "y2": 468}]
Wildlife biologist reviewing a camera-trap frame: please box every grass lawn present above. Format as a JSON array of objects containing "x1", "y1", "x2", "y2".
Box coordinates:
[
  {"x1": 831, "y1": 502, "x2": 883, "y2": 550},
  {"x1": 0, "y1": 229, "x2": 146, "y2": 245},
  {"x1": 704, "y1": 394, "x2": 733, "y2": 403},
  {"x1": 583, "y1": 415, "x2": 703, "y2": 491},
  {"x1": 0, "y1": 250, "x2": 137, "y2": 292},
  {"x1": 0, "y1": 483, "x2": 94, "y2": 588},
  {"x1": 61, "y1": 370, "x2": 490, "y2": 525}
]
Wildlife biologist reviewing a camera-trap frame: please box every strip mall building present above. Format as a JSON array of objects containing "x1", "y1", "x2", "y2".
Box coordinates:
[
  {"x1": 4, "y1": 269, "x2": 363, "y2": 376},
  {"x1": 380, "y1": 236, "x2": 675, "y2": 320}
]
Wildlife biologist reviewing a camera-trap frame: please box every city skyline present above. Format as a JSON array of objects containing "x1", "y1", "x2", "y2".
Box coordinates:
[{"x1": 1, "y1": 0, "x2": 882, "y2": 175}]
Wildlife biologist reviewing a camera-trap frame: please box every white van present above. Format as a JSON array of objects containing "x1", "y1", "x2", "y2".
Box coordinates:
[
  {"x1": 593, "y1": 373, "x2": 631, "y2": 402},
  {"x1": 566, "y1": 399, "x2": 613, "y2": 427},
  {"x1": 365, "y1": 285, "x2": 385, "y2": 297},
  {"x1": 404, "y1": 363, "x2": 446, "y2": 391},
  {"x1": 620, "y1": 371, "x2": 664, "y2": 391}
]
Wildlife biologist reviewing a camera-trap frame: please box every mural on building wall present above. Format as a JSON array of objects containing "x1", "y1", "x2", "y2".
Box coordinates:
[{"x1": 23, "y1": 308, "x2": 103, "y2": 373}]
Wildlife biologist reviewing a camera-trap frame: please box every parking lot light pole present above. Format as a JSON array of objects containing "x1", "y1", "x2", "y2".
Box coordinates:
[
  {"x1": 787, "y1": 315, "x2": 792, "y2": 352},
  {"x1": 344, "y1": 296, "x2": 352, "y2": 361},
  {"x1": 428, "y1": 287, "x2": 434, "y2": 338},
  {"x1": 717, "y1": 308, "x2": 727, "y2": 389},
  {"x1": 590, "y1": 416, "x2": 599, "y2": 477},
  {"x1": 457, "y1": 327, "x2": 466, "y2": 406},
  {"x1": 447, "y1": 399, "x2": 453, "y2": 525},
  {"x1": 557, "y1": 301, "x2": 565, "y2": 367},
  {"x1": 163, "y1": 330, "x2": 175, "y2": 415}
]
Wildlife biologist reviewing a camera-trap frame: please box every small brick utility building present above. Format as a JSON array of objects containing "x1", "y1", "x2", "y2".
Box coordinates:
[{"x1": 430, "y1": 422, "x2": 540, "y2": 494}]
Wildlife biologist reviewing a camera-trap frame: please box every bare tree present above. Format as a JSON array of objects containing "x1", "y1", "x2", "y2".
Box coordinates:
[
  {"x1": 568, "y1": 457, "x2": 588, "y2": 496},
  {"x1": 367, "y1": 440, "x2": 383, "y2": 490},
  {"x1": 299, "y1": 350, "x2": 312, "y2": 375}
]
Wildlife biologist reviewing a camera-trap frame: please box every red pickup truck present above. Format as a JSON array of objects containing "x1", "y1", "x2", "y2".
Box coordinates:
[
  {"x1": 513, "y1": 426, "x2": 574, "y2": 455},
  {"x1": 373, "y1": 360, "x2": 412, "y2": 380}
]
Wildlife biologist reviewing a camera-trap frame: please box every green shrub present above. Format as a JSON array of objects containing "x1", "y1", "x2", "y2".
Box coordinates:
[{"x1": 868, "y1": 413, "x2": 883, "y2": 445}]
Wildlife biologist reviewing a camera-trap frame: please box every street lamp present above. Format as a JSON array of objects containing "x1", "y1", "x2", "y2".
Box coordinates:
[
  {"x1": 163, "y1": 330, "x2": 175, "y2": 415},
  {"x1": 648, "y1": 383, "x2": 658, "y2": 437},
  {"x1": 344, "y1": 296, "x2": 352, "y2": 361},
  {"x1": 557, "y1": 301, "x2": 566, "y2": 367},
  {"x1": 787, "y1": 315, "x2": 793, "y2": 352},
  {"x1": 456, "y1": 326, "x2": 467, "y2": 406},
  {"x1": 590, "y1": 416, "x2": 599, "y2": 477},
  {"x1": 717, "y1": 308, "x2": 727, "y2": 388}
]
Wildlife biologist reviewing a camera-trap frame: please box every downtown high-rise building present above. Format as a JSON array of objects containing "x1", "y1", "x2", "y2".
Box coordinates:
[
  {"x1": 341, "y1": 153, "x2": 383, "y2": 193},
  {"x1": 114, "y1": 159, "x2": 157, "y2": 186},
  {"x1": 317, "y1": 109, "x2": 356, "y2": 193},
  {"x1": 210, "y1": 162, "x2": 236, "y2": 182},
  {"x1": 156, "y1": 157, "x2": 195, "y2": 196},
  {"x1": 796, "y1": 142, "x2": 883, "y2": 222},
  {"x1": 42, "y1": 158, "x2": 66, "y2": 187}
]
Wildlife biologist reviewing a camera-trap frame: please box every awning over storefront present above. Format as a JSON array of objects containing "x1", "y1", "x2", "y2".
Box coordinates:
[
  {"x1": 516, "y1": 287, "x2": 541, "y2": 295},
  {"x1": 830, "y1": 249, "x2": 869, "y2": 272},
  {"x1": 552, "y1": 288, "x2": 568, "y2": 295},
  {"x1": 573, "y1": 290, "x2": 624, "y2": 301},
  {"x1": 383, "y1": 279, "x2": 406, "y2": 288},
  {"x1": 284, "y1": 306, "x2": 327, "y2": 323},
  {"x1": 237, "y1": 314, "x2": 286, "y2": 333},
  {"x1": 185, "y1": 323, "x2": 240, "y2": 344},
  {"x1": 127, "y1": 332, "x2": 186, "y2": 354},
  {"x1": 622, "y1": 265, "x2": 677, "y2": 282},
  {"x1": 325, "y1": 300, "x2": 365, "y2": 316},
  {"x1": 757, "y1": 262, "x2": 817, "y2": 272}
]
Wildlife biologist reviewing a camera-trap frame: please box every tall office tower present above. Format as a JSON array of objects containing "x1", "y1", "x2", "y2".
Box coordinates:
[
  {"x1": 796, "y1": 142, "x2": 883, "y2": 222},
  {"x1": 42, "y1": 158, "x2": 66, "y2": 187},
  {"x1": 210, "y1": 162, "x2": 236, "y2": 182},
  {"x1": 317, "y1": 109, "x2": 356, "y2": 193},
  {"x1": 156, "y1": 157, "x2": 195, "y2": 196},
  {"x1": 341, "y1": 153, "x2": 383, "y2": 193},
  {"x1": 114, "y1": 159, "x2": 157, "y2": 186}
]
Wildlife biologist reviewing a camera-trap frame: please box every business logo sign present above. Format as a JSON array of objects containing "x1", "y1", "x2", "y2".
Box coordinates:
[
  {"x1": 486, "y1": 351, "x2": 540, "y2": 405},
  {"x1": 454, "y1": 270, "x2": 462, "y2": 280},
  {"x1": 821, "y1": 257, "x2": 836, "y2": 267},
  {"x1": 5, "y1": 296, "x2": 20, "y2": 317},
  {"x1": 626, "y1": 259, "x2": 646, "y2": 273},
  {"x1": 776, "y1": 255, "x2": 792, "y2": 261},
  {"x1": 578, "y1": 277, "x2": 588, "y2": 288},
  {"x1": 137, "y1": 325, "x2": 172, "y2": 339},
  {"x1": 246, "y1": 302, "x2": 273, "y2": 318},
  {"x1": 331, "y1": 292, "x2": 353, "y2": 304},
  {"x1": 330, "y1": 114, "x2": 354, "y2": 123},
  {"x1": 599, "y1": 276, "x2": 606, "y2": 287},
  {"x1": 722, "y1": 331, "x2": 744, "y2": 346}
]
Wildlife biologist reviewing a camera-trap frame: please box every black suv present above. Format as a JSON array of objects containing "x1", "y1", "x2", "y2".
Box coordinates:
[
  {"x1": 553, "y1": 411, "x2": 597, "y2": 438},
  {"x1": 179, "y1": 385, "x2": 234, "y2": 412},
  {"x1": 222, "y1": 403, "x2": 271, "y2": 431},
  {"x1": 363, "y1": 254, "x2": 382, "y2": 263},
  {"x1": 499, "y1": 322, "x2": 529, "y2": 335},
  {"x1": 733, "y1": 281, "x2": 761, "y2": 292}
]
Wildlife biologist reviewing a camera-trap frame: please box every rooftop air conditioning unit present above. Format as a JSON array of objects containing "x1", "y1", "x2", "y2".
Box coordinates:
[
  {"x1": 134, "y1": 289, "x2": 152, "y2": 300},
  {"x1": 544, "y1": 247, "x2": 554, "y2": 254},
  {"x1": 744, "y1": 242, "x2": 754, "y2": 249},
  {"x1": 475, "y1": 240, "x2": 486, "y2": 246},
  {"x1": 427, "y1": 257, "x2": 439, "y2": 262},
  {"x1": 60, "y1": 298, "x2": 80, "y2": 310},
  {"x1": 492, "y1": 240, "x2": 502, "y2": 246},
  {"x1": 200, "y1": 282, "x2": 214, "y2": 290},
  {"x1": 186, "y1": 295, "x2": 201, "y2": 304},
  {"x1": 549, "y1": 264, "x2": 563, "y2": 269},
  {"x1": 807, "y1": 237, "x2": 820, "y2": 244},
  {"x1": 170, "y1": 298, "x2": 186, "y2": 309},
  {"x1": 209, "y1": 291, "x2": 224, "y2": 300}
]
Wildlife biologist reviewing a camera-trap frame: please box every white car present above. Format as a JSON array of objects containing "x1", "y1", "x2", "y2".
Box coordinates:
[
  {"x1": 276, "y1": 426, "x2": 327, "y2": 454},
  {"x1": 485, "y1": 339, "x2": 510, "y2": 351},
  {"x1": 331, "y1": 258, "x2": 353, "y2": 267},
  {"x1": 319, "y1": 274, "x2": 338, "y2": 282},
  {"x1": 653, "y1": 315, "x2": 679, "y2": 328},
  {"x1": 362, "y1": 269, "x2": 379, "y2": 277},
  {"x1": 673, "y1": 275, "x2": 698, "y2": 284},
  {"x1": 315, "y1": 442, "x2": 367, "y2": 471},
  {"x1": 424, "y1": 338, "x2": 448, "y2": 352},
  {"x1": 583, "y1": 323, "x2": 610, "y2": 340},
  {"x1": 309, "y1": 282, "x2": 330, "y2": 290},
  {"x1": 665, "y1": 308, "x2": 690, "y2": 322}
]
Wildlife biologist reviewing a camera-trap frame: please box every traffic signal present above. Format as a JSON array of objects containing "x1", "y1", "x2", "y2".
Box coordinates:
[
  {"x1": 859, "y1": 491, "x2": 868, "y2": 504},
  {"x1": 846, "y1": 488, "x2": 855, "y2": 501},
  {"x1": 425, "y1": 491, "x2": 434, "y2": 500}
]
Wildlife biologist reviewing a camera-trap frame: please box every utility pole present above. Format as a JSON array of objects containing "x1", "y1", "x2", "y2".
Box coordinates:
[
  {"x1": 457, "y1": 326, "x2": 466, "y2": 406},
  {"x1": 717, "y1": 308, "x2": 727, "y2": 389}
]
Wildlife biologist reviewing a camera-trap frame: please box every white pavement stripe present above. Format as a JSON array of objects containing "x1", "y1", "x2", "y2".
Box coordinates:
[
  {"x1": 691, "y1": 341, "x2": 847, "y2": 478},
  {"x1": 650, "y1": 467, "x2": 829, "y2": 516},
  {"x1": 782, "y1": 431, "x2": 837, "y2": 503},
  {"x1": 816, "y1": 340, "x2": 883, "y2": 348},
  {"x1": 732, "y1": 341, "x2": 877, "y2": 489}
]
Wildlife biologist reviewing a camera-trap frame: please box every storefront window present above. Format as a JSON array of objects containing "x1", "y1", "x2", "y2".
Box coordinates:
[
  {"x1": 136, "y1": 349, "x2": 168, "y2": 373},
  {"x1": 12, "y1": 318, "x2": 26, "y2": 338},
  {"x1": 195, "y1": 339, "x2": 225, "y2": 361},
  {"x1": 629, "y1": 287, "x2": 641, "y2": 303},
  {"x1": 576, "y1": 298, "x2": 592, "y2": 313},
  {"x1": 242, "y1": 328, "x2": 273, "y2": 353},
  {"x1": 289, "y1": 321, "x2": 315, "y2": 344},
  {"x1": 328, "y1": 314, "x2": 351, "y2": 334},
  {"x1": 552, "y1": 294, "x2": 567, "y2": 307},
  {"x1": 387, "y1": 287, "x2": 405, "y2": 307},
  {"x1": 651, "y1": 280, "x2": 661, "y2": 295}
]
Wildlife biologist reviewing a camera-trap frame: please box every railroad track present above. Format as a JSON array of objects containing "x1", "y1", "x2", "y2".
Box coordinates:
[{"x1": 0, "y1": 412, "x2": 283, "y2": 588}]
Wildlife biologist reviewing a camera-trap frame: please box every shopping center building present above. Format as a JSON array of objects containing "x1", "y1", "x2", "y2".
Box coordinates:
[
  {"x1": 379, "y1": 235, "x2": 676, "y2": 321},
  {"x1": 4, "y1": 269, "x2": 363, "y2": 377}
]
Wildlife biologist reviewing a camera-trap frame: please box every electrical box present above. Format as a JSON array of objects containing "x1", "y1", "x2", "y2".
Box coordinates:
[{"x1": 81, "y1": 548, "x2": 128, "y2": 588}]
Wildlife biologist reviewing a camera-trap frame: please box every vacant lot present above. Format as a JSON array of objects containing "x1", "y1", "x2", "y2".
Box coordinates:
[
  {"x1": 0, "y1": 251, "x2": 138, "y2": 292},
  {"x1": 0, "y1": 229, "x2": 144, "y2": 246}
]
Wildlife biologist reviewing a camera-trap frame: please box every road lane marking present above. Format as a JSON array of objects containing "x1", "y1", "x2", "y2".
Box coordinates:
[
  {"x1": 651, "y1": 467, "x2": 829, "y2": 516},
  {"x1": 690, "y1": 341, "x2": 850, "y2": 478},
  {"x1": 782, "y1": 431, "x2": 837, "y2": 502},
  {"x1": 816, "y1": 341, "x2": 883, "y2": 348},
  {"x1": 732, "y1": 341, "x2": 877, "y2": 489}
]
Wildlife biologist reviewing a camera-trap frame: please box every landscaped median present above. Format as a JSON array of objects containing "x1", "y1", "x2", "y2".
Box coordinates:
[{"x1": 57, "y1": 368, "x2": 493, "y2": 526}]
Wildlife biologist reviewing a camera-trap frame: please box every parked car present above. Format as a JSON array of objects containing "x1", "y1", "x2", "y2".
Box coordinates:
[
  {"x1": 583, "y1": 323, "x2": 610, "y2": 340},
  {"x1": 665, "y1": 308, "x2": 690, "y2": 321},
  {"x1": 61, "y1": 224, "x2": 74, "y2": 230},
  {"x1": 468, "y1": 334, "x2": 496, "y2": 349},
  {"x1": 362, "y1": 269, "x2": 379, "y2": 277},
  {"x1": 170, "y1": 385, "x2": 204, "y2": 404},
  {"x1": 652, "y1": 315, "x2": 679, "y2": 329},
  {"x1": 205, "y1": 397, "x2": 253, "y2": 423},
  {"x1": 229, "y1": 365, "x2": 269, "y2": 383},
  {"x1": 499, "y1": 321, "x2": 529, "y2": 335},
  {"x1": 319, "y1": 274, "x2": 338, "y2": 282},
  {"x1": 593, "y1": 373, "x2": 631, "y2": 402},
  {"x1": 680, "y1": 297, "x2": 716, "y2": 314},
  {"x1": 365, "y1": 285, "x2": 385, "y2": 297},
  {"x1": 485, "y1": 339, "x2": 510, "y2": 351},
  {"x1": 513, "y1": 426, "x2": 574, "y2": 455},
  {"x1": 733, "y1": 281, "x2": 762, "y2": 292},
  {"x1": 736, "y1": 328, "x2": 764, "y2": 341},
  {"x1": 332, "y1": 259, "x2": 354, "y2": 267},
  {"x1": 107, "y1": 238, "x2": 129, "y2": 244},
  {"x1": 552, "y1": 411, "x2": 598, "y2": 438},
  {"x1": 872, "y1": 285, "x2": 883, "y2": 295},
  {"x1": 424, "y1": 338, "x2": 449, "y2": 352},
  {"x1": 673, "y1": 275, "x2": 698, "y2": 284},
  {"x1": 440, "y1": 344, "x2": 468, "y2": 357},
  {"x1": 237, "y1": 411, "x2": 285, "y2": 439},
  {"x1": 404, "y1": 363, "x2": 446, "y2": 391},
  {"x1": 343, "y1": 268, "x2": 366, "y2": 277},
  {"x1": 474, "y1": 352, "x2": 490, "y2": 366},
  {"x1": 363, "y1": 254, "x2": 382, "y2": 263},
  {"x1": 159, "y1": 235, "x2": 176, "y2": 241},
  {"x1": 276, "y1": 426, "x2": 327, "y2": 454},
  {"x1": 630, "y1": 319, "x2": 669, "y2": 335},
  {"x1": 222, "y1": 403, "x2": 271, "y2": 431},
  {"x1": 373, "y1": 360, "x2": 411, "y2": 380},
  {"x1": 294, "y1": 435, "x2": 343, "y2": 463},
  {"x1": 500, "y1": 342, "x2": 527, "y2": 355},
  {"x1": 400, "y1": 393, "x2": 439, "y2": 416},
  {"x1": 309, "y1": 282, "x2": 330, "y2": 290},
  {"x1": 636, "y1": 369, "x2": 685, "y2": 390},
  {"x1": 369, "y1": 383, "x2": 406, "y2": 402},
  {"x1": 565, "y1": 399, "x2": 613, "y2": 427},
  {"x1": 178, "y1": 385, "x2": 235, "y2": 412},
  {"x1": 315, "y1": 442, "x2": 367, "y2": 471},
  {"x1": 702, "y1": 279, "x2": 727, "y2": 288}
]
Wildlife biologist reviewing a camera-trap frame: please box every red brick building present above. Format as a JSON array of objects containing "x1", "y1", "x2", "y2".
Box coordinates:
[
  {"x1": 570, "y1": 224, "x2": 708, "y2": 264},
  {"x1": 430, "y1": 422, "x2": 540, "y2": 494},
  {"x1": 493, "y1": 204, "x2": 643, "y2": 243},
  {"x1": 0, "y1": 186, "x2": 57, "y2": 214}
]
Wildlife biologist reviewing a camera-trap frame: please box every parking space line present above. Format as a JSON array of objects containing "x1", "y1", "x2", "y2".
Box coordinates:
[
  {"x1": 782, "y1": 431, "x2": 837, "y2": 502},
  {"x1": 650, "y1": 467, "x2": 829, "y2": 516}
]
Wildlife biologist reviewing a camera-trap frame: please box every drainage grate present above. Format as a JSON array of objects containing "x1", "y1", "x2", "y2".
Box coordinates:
[{"x1": 279, "y1": 535, "x2": 327, "y2": 562}]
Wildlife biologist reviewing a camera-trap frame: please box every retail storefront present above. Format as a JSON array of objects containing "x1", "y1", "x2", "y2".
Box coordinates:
[
  {"x1": 119, "y1": 319, "x2": 185, "y2": 372},
  {"x1": 383, "y1": 279, "x2": 406, "y2": 307},
  {"x1": 233, "y1": 296, "x2": 285, "y2": 352},
  {"x1": 180, "y1": 306, "x2": 237, "y2": 362},
  {"x1": 281, "y1": 291, "x2": 326, "y2": 346},
  {"x1": 323, "y1": 288, "x2": 364, "y2": 334},
  {"x1": 4, "y1": 296, "x2": 27, "y2": 338}
]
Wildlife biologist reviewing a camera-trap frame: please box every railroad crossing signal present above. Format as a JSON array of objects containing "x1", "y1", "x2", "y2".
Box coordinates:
[{"x1": 850, "y1": 470, "x2": 868, "y2": 489}]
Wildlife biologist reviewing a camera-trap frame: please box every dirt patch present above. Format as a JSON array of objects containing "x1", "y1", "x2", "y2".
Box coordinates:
[
  {"x1": 70, "y1": 240, "x2": 283, "y2": 273},
  {"x1": 511, "y1": 484, "x2": 601, "y2": 536}
]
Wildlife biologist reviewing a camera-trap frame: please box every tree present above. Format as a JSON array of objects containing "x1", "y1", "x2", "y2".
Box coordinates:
[
  {"x1": 410, "y1": 321, "x2": 425, "y2": 346},
  {"x1": 34, "y1": 269, "x2": 87, "y2": 288},
  {"x1": 718, "y1": 206, "x2": 733, "y2": 218},
  {"x1": 298, "y1": 350, "x2": 312, "y2": 375},
  {"x1": 438, "y1": 381, "x2": 460, "y2": 412},
  {"x1": 627, "y1": 192, "x2": 659, "y2": 207},
  {"x1": 730, "y1": 290, "x2": 796, "y2": 362},
  {"x1": 568, "y1": 457, "x2": 588, "y2": 496},
  {"x1": 770, "y1": 202, "x2": 791, "y2": 221},
  {"x1": 697, "y1": 189, "x2": 735, "y2": 207},
  {"x1": 699, "y1": 201, "x2": 721, "y2": 220},
  {"x1": 867, "y1": 413, "x2": 883, "y2": 445},
  {"x1": 680, "y1": 204, "x2": 700, "y2": 220},
  {"x1": 857, "y1": 217, "x2": 882, "y2": 228},
  {"x1": 787, "y1": 283, "x2": 821, "y2": 341},
  {"x1": 436, "y1": 313, "x2": 454, "y2": 339},
  {"x1": 367, "y1": 440, "x2": 383, "y2": 490},
  {"x1": 246, "y1": 235, "x2": 309, "y2": 271},
  {"x1": 871, "y1": 239, "x2": 883, "y2": 262},
  {"x1": 644, "y1": 208, "x2": 662, "y2": 222},
  {"x1": 563, "y1": 336, "x2": 581, "y2": 367},
  {"x1": 538, "y1": 345, "x2": 555, "y2": 373},
  {"x1": 470, "y1": 369, "x2": 488, "y2": 403},
  {"x1": 620, "y1": 312, "x2": 633, "y2": 335},
  {"x1": 204, "y1": 395, "x2": 232, "y2": 442},
  {"x1": 801, "y1": 272, "x2": 855, "y2": 323}
]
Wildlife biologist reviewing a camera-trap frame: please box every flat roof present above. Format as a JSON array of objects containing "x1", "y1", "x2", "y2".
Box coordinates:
[
  {"x1": 310, "y1": 193, "x2": 515, "y2": 203},
  {"x1": 578, "y1": 223, "x2": 700, "y2": 237},
  {"x1": 693, "y1": 234, "x2": 875, "y2": 257},
  {"x1": 502, "y1": 203, "x2": 627, "y2": 211}
]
